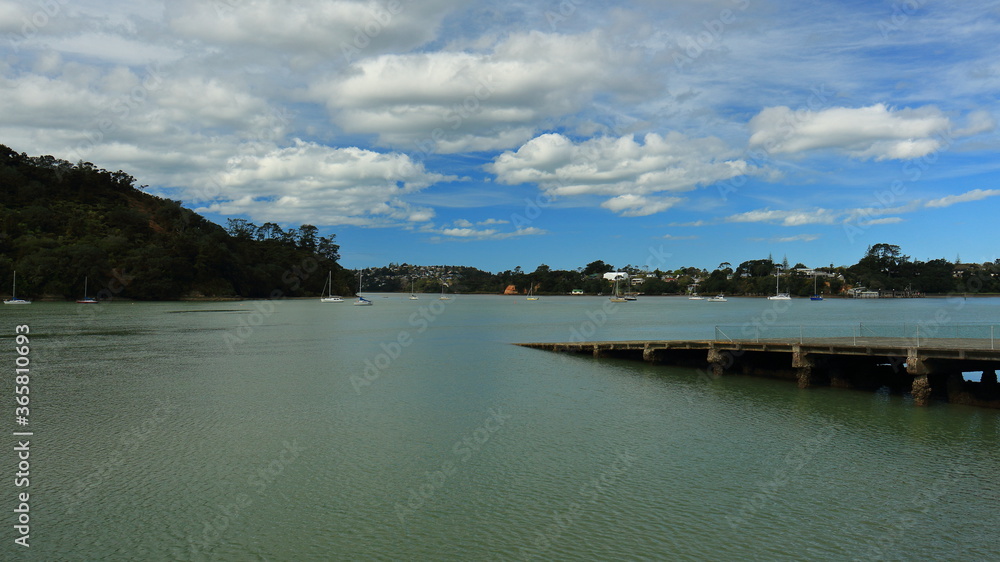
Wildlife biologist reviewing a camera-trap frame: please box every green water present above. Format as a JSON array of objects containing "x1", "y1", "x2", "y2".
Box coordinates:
[{"x1": 4, "y1": 296, "x2": 999, "y2": 560}]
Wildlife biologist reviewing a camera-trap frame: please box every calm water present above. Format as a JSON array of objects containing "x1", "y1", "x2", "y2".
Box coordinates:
[{"x1": 5, "y1": 295, "x2": 1000, "y2": 560}]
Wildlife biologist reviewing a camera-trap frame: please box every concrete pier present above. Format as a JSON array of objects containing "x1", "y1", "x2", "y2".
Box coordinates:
[{"x1": 516, "y1": 337, "x2": 1000, "y2": 408}]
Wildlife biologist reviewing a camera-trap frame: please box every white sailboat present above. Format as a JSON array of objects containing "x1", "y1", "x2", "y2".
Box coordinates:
[
  {"x1": 4, "y1": 271, "x2": 31, "y2": 305},
  {"x1": 526, "y1": 279, "x2": 539, "y2": 301},
  {"x1": 409, "y1": 279, "x2": 419, "y2": 300},
  {"x1": 354, "y1": 269, "x2": 372, "y2": 306},
  {"x1": 76, "y1": 276, "x2": 98, "y2": 304},
  {"x1": 767, "y1": 268, "x2": 791, "y2": 300},
  {"x1": 320, "y1": 271, "x2": 344, "y2": 303},
  {"x1": 609, "y1": 275, "x2": 627, "y2": 302},
  {"x1": 439, "y1": 279, "x2": 451, "y2": 300}
]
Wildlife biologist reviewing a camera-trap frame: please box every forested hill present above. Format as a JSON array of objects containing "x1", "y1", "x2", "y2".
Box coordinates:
[{"x1": 0, "y1": 145, "x2": 352, "y2": 300}]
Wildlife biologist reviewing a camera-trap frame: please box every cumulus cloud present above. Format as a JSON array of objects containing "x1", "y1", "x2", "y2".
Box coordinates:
[
  {"x1": 311, "y1": 30, "x2": 647, "y2": 153},
  {"x1": 748, "y1": 103, "x2": 954, "y2": 161},
  {"x1": 488, "y1": 131, "x2": 752, "y2": 215},
  {"x1": 196, "y1": 140, "x2": 456, "y2": 226}
]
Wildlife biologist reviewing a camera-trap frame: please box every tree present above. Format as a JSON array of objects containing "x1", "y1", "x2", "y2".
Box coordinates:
[{"x1": 583, "y1": 260, "x2": 614, "y2": 275}]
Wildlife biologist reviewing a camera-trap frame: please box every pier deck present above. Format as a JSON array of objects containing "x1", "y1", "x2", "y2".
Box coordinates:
[{"x1": 516, "y1": 337, "x2": 1000, "y2": 408}]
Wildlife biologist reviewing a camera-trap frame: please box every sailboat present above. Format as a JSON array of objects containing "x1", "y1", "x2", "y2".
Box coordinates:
[
  {"x1": 526, "y1": 280, "x2": 539, "y2": 301},
  {"x1": 609, "y1": 275, "x2": 627, "y2": 302},
  {"x1": 76, "y1": 276, "x2": 98, "y2": 304},
  {"x1": 353, "y1": 270, "x2": 372, "y2": 306},
  {"x1": 409, "y1": 279, "x2": 419, "y2": 300},
  {"x1": 810, "y1": 274, "x2": 824, "y2": 301},
  {"x1": 439, "y1": 279, "x2": 451, "y2": 300},
  {"x1": 767, "y1": 268, "x2": 791, "y2": 300},
  {"x1": 4, "y1": 271, "x2": 31, "y2": 305},
  {"x1": 320, "y1": 271, "x2": 343, "y2": 303}
]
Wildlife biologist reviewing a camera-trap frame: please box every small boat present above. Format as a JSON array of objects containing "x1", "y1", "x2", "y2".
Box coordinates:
[
  {"x1": 526, "y1": 280, "x2": 539, "y2": 301},
  {"x1": 707, "y1": 294, "x2": 727, "y2": 302},
  {"x1": 609, "y1": 276, "x2": 627, "y2": 302},
  {"x1": 4, "y1": 271, "x2": 31, "y2": 305},
  {"x1": 76, "y1": 276, "x2": 98, "y2": 304},
  {"x1": 354, "y1": 269, "x2": 373, "y2": 306},
  {"x1": 570, "y1": 289, "x2": 584, "y2": 295},
  {"x1": 439, "y1": 280, "x2": 451, "y2": 300},
  {"x1": 810, "y1": 274, "x2": 824, "y2": 301},
  {"x1": 320, "y1": 271, "x2": 344, "y2": 303},
  {"x1": 688, "y1": 294, "x2": 705, "y2": 300},
  {"x1": 767, "y1": 267, "x2": 791, "y2": 300},
  {"x1": 409, "y1": 279, "x2": 419, "y2": 300}
]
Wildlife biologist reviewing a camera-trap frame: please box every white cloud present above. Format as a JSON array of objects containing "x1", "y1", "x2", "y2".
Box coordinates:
[
  {"x1": 310, "y1": 30, "x2": 648, "y2": 153},
  {"x1": 601, "y1": 194, "x2": 683, "y2": 217},
  {"x1": 428, "y1": 225, "x2": 546, "y2": 241},
  {"x1": 748, "y1": 103, "x2": 954, "y2": 161},
  {"x1": 488, "y1": 132, "x2": 752, "y2": 215},
  {"x1": 196, "y1": 140, "x2": 456, "y2": 226},
  {"x1": 660, "y1": 234, "x2": 698, "y2": 240},
  {"x1": 748, "y1": 234, "x2": 819, "y2": 243},
  {"x1": 166, "y1": 0, "x2": 458, "y2": 62},
  {"x1": 925, "y1": 188, "x2": 1000, "y2": 208},
  {"x1": 725, "y1": 208, "x2": 837, "y2": 226},
  {"x1": 858, "y1": 217, "x2": 904, "y2": 226}
]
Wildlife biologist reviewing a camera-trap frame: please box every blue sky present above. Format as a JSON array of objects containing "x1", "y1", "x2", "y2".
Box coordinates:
[{"x1": 2, "y1": 0, "x2": 998, "y2": 272}]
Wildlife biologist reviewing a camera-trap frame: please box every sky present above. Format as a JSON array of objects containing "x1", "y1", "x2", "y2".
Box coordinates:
[{"x1": 2, "y1": 0, "x2": 999, "y2": 273}]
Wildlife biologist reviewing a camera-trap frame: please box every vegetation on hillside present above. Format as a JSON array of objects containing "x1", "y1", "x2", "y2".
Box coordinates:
[{"x1": 0, "y1": 145, "x2": 351, "y2": 300}]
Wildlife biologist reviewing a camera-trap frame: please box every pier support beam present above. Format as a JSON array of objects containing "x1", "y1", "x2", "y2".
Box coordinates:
[
  {"x1": 792, "y1": 348, "x2": 816, "y2": 389},
  {"x1": 707, "y1": 347, "x2": 729, "y2": 377},
  {"x1": 643, "y1": 344, "x2": 656, "y2": 363},
  {"x1": 912, "y1": 375, "x2": 931, "y2": 406}
]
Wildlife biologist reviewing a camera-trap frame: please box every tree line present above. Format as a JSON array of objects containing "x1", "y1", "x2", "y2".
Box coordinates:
[{"x1": 362, "y1": 246, "x2": 999, "y2": 297}]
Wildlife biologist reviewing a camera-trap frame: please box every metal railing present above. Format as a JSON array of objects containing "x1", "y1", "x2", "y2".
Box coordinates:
[{"x1": 714, "y1": 323, "x2": 1000, "y2": 349}]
